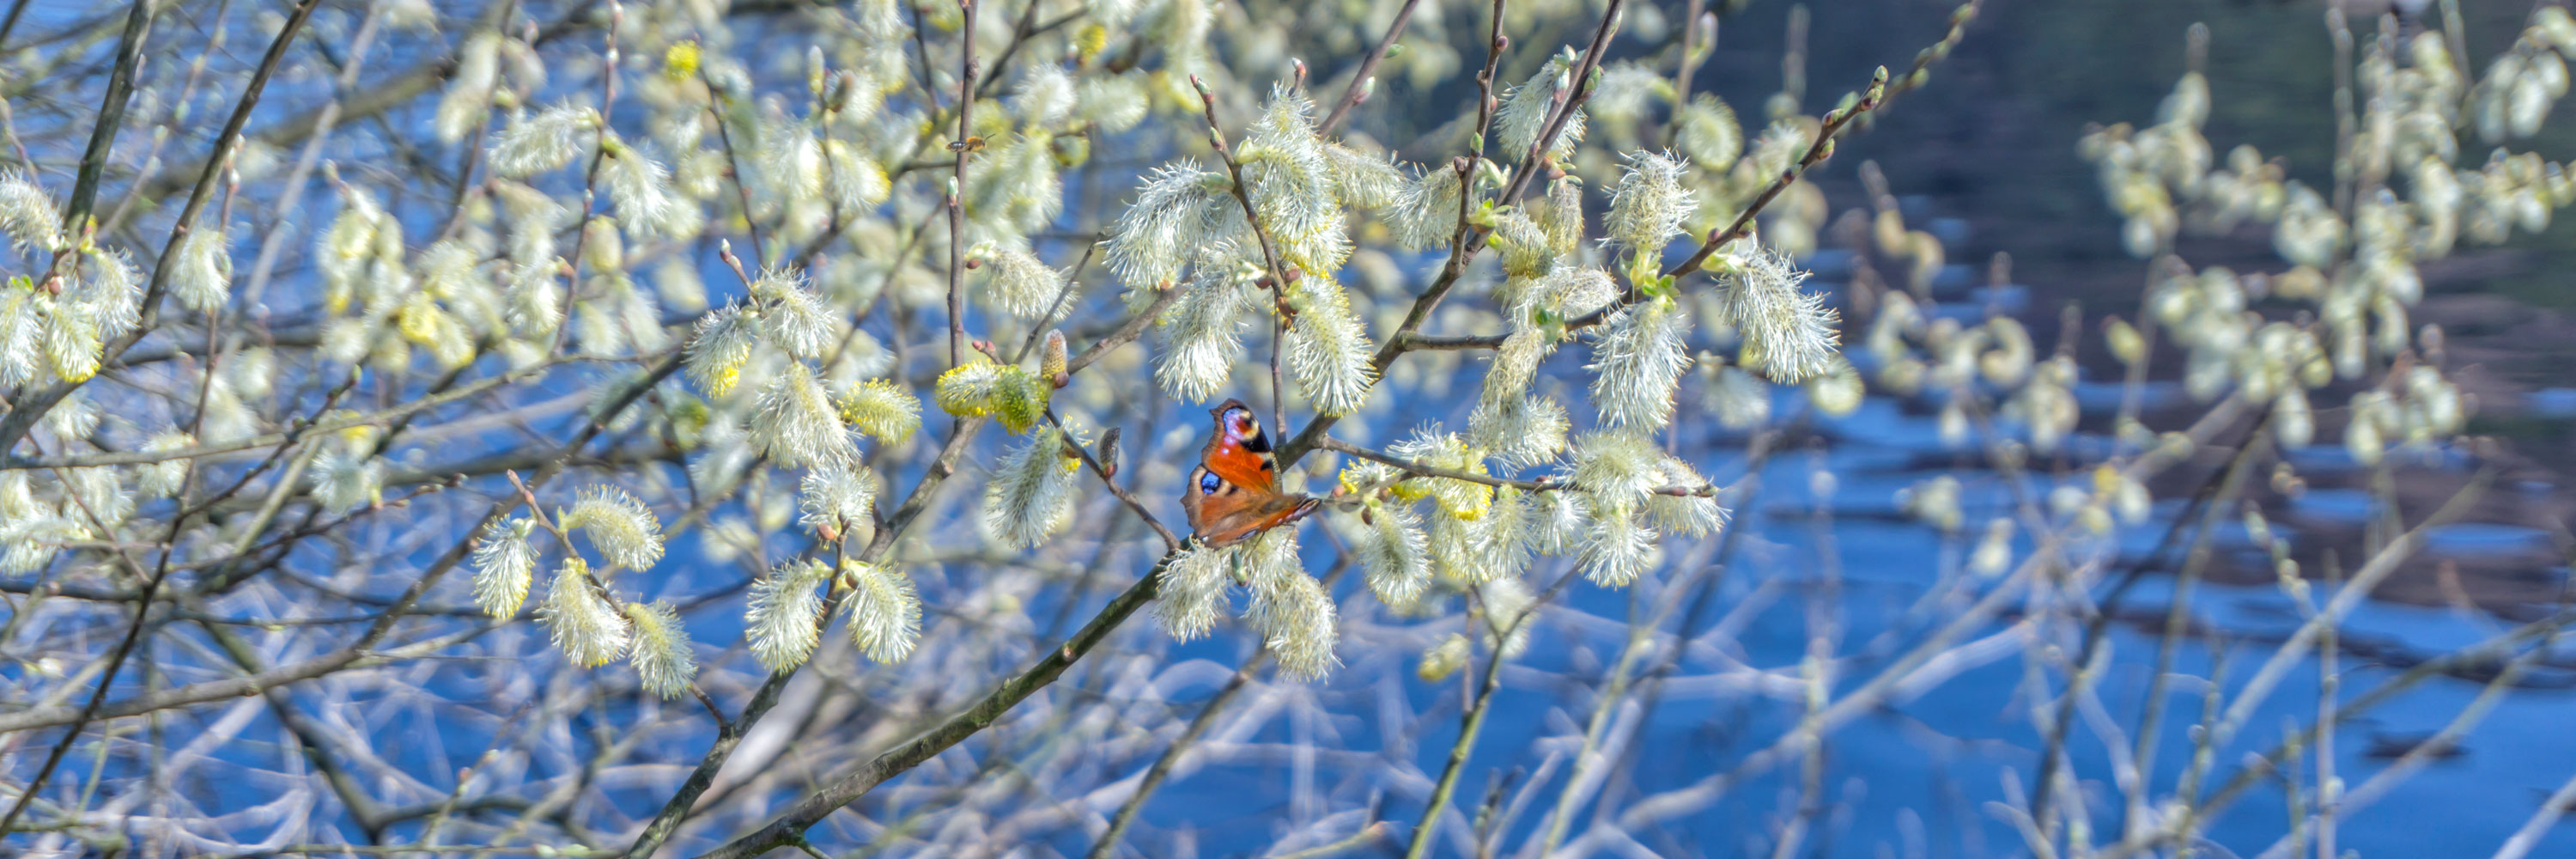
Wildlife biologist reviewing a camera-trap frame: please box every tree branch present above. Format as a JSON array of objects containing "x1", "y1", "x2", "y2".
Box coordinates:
[
  {"x1": 1315, "y1": 0, "x2": 1425, "y2": 136},
  {"x1": 689, "y1": 552, "x2": 1182, "y2": 859}
]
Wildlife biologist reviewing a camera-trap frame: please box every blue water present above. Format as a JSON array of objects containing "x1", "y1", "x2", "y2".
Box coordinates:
[
  {"x1": 1054, "y1": 384, "x2": 2576, "y2": 859},
  {"x1": 794, "y1": 399, "x2": 2523, "y2": 859}
]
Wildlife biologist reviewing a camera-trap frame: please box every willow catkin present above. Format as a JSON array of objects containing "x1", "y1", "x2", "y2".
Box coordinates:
[
  {"x1": 540, "y1": 557, "x2": 630, "y2": 667},
  {"x1": 1107, "y1": 159, "x2": 1225, "y2": 289},
  {"x1": 1604, "y1": 150, "x2": 1697, "y2": 259},
  {"x1": 751, "y1": 361, "x2": 854, "y2": 468},
  {"x1": 490, "y1": 103, "x2": 596, "y2": 177},
  {"x1": 1495, "y1": 51, "x2": 1589, "y2": 162},
  {"x1": 1155, "y1": 541, "x2": 1233, "y2": 642},
  {"x1": 560, "y1": 485, "x2": 665, "y2": 571},
  {"x1": 1284, "y1": 274, "x2": 1377, "y2": 416},
  {"x1": 1154, "y1": 265, "x2": 1254, "y2": 403},
  {"x1": 747, "y1": 559, "x2": 831, "y2": 673},
  {"x1": 837, "y1": 379, "x2": 921, "y2": 443},
  {"x1": 1578, "y1": 500, "x2": 1658, "y2": 587},
  {"x1": 1588, "y1": 295, "x2": 1692, "y2": 430},
  {"x1": 841, "y1": 559, "x2": 922, "y2": 664},
  {"x1": 1352, "y1": 501, "x2": 1431, "y2": 611},
  {"x1": 982, "y1": 426, "x2": 1080, "y2": 550},
  {"x1": 1719, "y1": 243, "x2": 1843, "y2": 384},
  {"x1": 471, "y1": 517, "x2": 540, "y2": 618},
  {"x1": 624, "y1": 600, "x2": 699, "y2": 698}
]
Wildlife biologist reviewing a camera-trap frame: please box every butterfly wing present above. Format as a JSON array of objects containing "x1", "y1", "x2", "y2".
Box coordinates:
[
  {"x1": 1182, "y1": 465, "x2": 1320, "y2": 547},
  {"x1": 1201, "y1": 399, "x2": 1279, "y2": 494}
]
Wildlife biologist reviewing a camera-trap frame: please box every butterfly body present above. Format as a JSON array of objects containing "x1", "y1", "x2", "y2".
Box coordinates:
[{"x1": 1181, "y1": 399, "x2": 1318, "y2": 547}]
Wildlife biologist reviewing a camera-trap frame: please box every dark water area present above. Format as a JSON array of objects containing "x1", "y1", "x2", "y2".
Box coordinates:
[{"x1": 1811, "y1": 0, "x2": 2576, "y2": 612}]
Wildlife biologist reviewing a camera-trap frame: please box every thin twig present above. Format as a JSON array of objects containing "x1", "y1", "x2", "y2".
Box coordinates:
[
  {"x1": 1315, "y1": 436, "x2": 1710, "y2": 497},
  {"x1": 1048, "y1": 410, "x2": 1181, "y2": 552},
  {"x1": 2030, "y1": 408, "x2": 2271, "y2": 841},
  {"x1": 1494, "y1": 0, "x2": 1627, "y2": 204},
  {"x1": 698, "y1": 51, "x2": 766, "y2": 264},
  {"x1": 1657, "y1": 67, "x2": 1887, "y2": 281},
  {"x1": 1189, "y1": 74, "x2": 1293, "y2": 286},
  {"x1": 1661, "y1": 0, "x2": 1710, "y2": 149},
  {"x1": 56, "y1": 0, "x2": 154, "y2": 241},
  {"x1": 1316, "y1": 0, "x2": 1425, "y2": 136},
  {"x1": 1082, "y1": 653, "x2": 1270, "y2": 859},
  {"x1": 1406, "y1": 568, "x2": 1583, "y2": 859},
  {"x1": 946, "y1": 0, "x2": 980, "y2": 369}
]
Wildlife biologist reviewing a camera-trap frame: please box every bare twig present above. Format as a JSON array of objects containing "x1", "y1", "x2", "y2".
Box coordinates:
[
  {"x1": 946, "y1": 0, "x2": 980, "y2": 369},
  {"x1": 1406, "y1": 569, "x2": 1583, "y2": 859},
  {"x1": 1316, "y1": 0, "x2": 1425, "y2": 136},
  {"x1": 688, "y1": 550, "x2": 1187, "y2": 859},
  {"x1": 1048, "y1": 410, "x2": 1182, "y2": 552},
  {"x1": 1082, "y1": 654, "x2": 1269, "y2": 859}
]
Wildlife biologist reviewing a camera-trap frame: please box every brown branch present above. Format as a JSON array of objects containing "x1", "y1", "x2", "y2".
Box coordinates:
[
  {"x1": 1657, "y1": 66, "x2": 1886, "y2": 282},
  {"x1": 687, "y1": 551, "x2": 1183, "y2": 859},
  {"x1": 1048, "y1": 411, "x2": 1182, "y2": 552},
  {"x1": 1315, "y1": 0, "x2": 1425, "y2": 136},
  {"x1": 1493, "y1": 0, "x2": 1625, "y2": 204},
  {"x1": 973, "y1": 7, "x2": 1087, "y2": 101},
  {"x1": 55, "y1": 0, "x2": 153, "y2": 238},
  {"x1": 946, "y1": 0, "x2": 980, "y2": 369}
]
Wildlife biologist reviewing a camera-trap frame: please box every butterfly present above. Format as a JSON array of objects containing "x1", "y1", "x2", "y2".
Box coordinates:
[{"x1": 1181, "y1": 399, "x2": 1320, "y2": 548}]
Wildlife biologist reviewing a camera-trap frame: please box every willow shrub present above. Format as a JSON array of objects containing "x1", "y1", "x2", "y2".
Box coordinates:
[{"x1": 0, "y1": 0, "x2": 2539, "y2": 856}]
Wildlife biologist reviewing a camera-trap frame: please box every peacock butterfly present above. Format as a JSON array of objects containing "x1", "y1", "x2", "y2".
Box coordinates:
[{"x1": 1180, "y1": 399, "x2": 1319, "y2": 547}]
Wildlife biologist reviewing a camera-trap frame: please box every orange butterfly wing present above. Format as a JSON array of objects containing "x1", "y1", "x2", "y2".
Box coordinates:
[
  {"x1": 1182, "y1": 399, "x2": 1316, "y2": 547},
  {"x1": 1201, "y1": 399, "x2": 1279, "y2": 492},
  {"x1": 1182, "y1": 465, "x2": 1319, "y2": 547}
]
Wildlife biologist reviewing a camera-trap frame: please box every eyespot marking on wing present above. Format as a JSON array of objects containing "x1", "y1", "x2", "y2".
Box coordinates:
[{"x1": 1186, "y1": 399, "x2": 1317, "y2": 547}]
